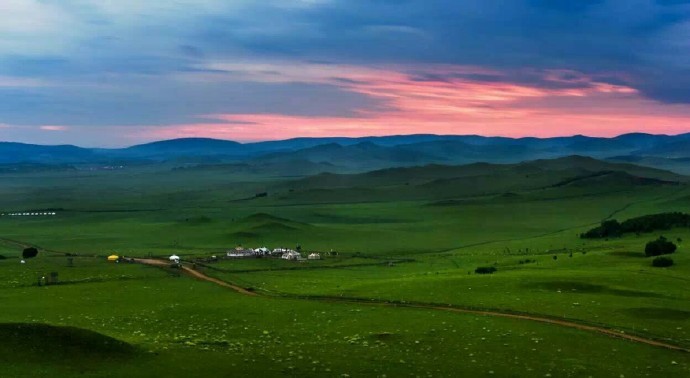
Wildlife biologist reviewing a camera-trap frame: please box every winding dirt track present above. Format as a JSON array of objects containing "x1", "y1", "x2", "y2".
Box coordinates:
[
  {"x1": 134, "y1": 259, "x2": 258, "y2": 296},
  {"x1": 135, "y1": 258, "x2": 689, "y2": 353}
]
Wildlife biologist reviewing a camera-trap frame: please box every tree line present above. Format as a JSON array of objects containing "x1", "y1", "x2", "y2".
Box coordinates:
[{"x1": 581, "y1": 212, "x2": 690, "y2": 239}]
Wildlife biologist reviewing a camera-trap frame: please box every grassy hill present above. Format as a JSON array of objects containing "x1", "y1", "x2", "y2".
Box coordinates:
[
  {"x1": 0, "y1": 142, "x2": 96, "y2": 164},
  {"x1": 229, "y1": 213, "x2": 315, "y2": 245},
  {"x1": 278, "y1": 156, "x2": 686, "y2": 204}
]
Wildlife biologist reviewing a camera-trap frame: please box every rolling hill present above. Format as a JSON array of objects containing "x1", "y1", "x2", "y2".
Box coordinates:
[
  {"x1": 0, "y1": 142, "x2": 96, "y2": 164},
  {"x1": 275, "y1": 156, "x2": 686, "y2": 204},
  {"x1": 2, "y1": 133, "x2": 690, "y2": 174}
]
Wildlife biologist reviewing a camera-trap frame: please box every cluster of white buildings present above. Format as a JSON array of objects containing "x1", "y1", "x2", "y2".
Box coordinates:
[
  {"x1": 1, "y1": 212, "x2": 57, "y2": 217},
  {"x1": 226, "y1": 246, "x2": 321, "y2": 261}
]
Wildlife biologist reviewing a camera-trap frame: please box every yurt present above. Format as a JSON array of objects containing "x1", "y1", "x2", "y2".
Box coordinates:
[
  {"x1": 169, "y1": 254, "x2": 180, "y2": 263},
  {"x1": 107, "y1": 255, "x2": 119, "y2": 262}
]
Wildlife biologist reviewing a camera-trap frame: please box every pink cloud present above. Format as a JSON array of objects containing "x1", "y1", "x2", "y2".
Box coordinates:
[
  {"x1": 137, "y1": 63, "x2": 690, "y2": 141},
  {"x1": 40, "y1": 125, "x2": 68, "y2": 131}
]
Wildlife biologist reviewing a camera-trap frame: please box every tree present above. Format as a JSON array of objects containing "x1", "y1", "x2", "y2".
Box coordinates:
[
  {"x1": 22, "y1": 247, "x2": 39, "y2": 259},
  {"x1": 475, "y1": 266, "x2": 497, "y2": 274},
  {"x1": 652, "y1": 256, "x2": 674, "y2": 267},
  {"x1": 645, "y1": 236, "x2": 677, "y2": 257}
]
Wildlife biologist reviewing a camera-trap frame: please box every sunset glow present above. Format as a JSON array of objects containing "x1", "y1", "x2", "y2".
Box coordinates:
[{"x1": 131, "y1": 63, "x2": 689, "y2": 143}]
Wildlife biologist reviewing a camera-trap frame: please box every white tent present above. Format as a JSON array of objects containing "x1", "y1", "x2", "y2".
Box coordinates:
[
  {"x1": 169, "y1": 254, "x2": 180, "y2": 263},
  {"x1": 281, "y1": 251, "x2": 302, "y2": 260}
]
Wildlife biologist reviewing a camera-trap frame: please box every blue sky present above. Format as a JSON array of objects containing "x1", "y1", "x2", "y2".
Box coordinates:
[{"x1": 1, "y1": 0, "x2": 689, "y2": 146}]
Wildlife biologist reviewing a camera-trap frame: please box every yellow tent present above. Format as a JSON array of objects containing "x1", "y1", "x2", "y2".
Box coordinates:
[{"x1": 107, "y1": 255, "x2": 119, "y2": 262}]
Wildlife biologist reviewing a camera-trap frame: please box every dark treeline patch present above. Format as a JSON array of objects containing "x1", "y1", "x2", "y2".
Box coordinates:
[
  {"x1": 581, "y1": 212, "x2": 690, "y2": 239},
  {"x1": 645, "y1": 236, "x2": 677, "y2": 257},
  {"x1": 475, "y1": 266, "x2": 497, "y2": 274}
]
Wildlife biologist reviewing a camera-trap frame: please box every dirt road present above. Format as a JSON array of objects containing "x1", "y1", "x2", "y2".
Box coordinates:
[
  {"x1": 134, "y1": 258, "x2": 689, "y2": 353},
  {"x1": 133, "y1": 258, "x2": 258, "y2": 296}
]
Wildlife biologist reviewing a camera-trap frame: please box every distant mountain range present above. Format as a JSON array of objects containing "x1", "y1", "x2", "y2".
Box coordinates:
[{"x1": 2, "y1": 132, "x2": 690, "y2": 174}]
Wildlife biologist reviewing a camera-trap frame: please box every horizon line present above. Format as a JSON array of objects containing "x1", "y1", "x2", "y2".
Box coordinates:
[{"x1": 2, "y1": 130, "x2": 689, "y2": 149}]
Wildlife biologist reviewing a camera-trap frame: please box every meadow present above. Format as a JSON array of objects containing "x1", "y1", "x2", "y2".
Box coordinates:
[{"x1": 2, "y1": 158, "x2": 690, "y2": 377}]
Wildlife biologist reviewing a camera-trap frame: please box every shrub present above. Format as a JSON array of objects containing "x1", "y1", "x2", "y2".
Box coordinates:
[
  {"x1": 0, "y1": 255, "x2": 6, "y2": 260},
  {"x1": 645, "y1": 236, "x2": 677, "y2": 257},
  {"x1": 22, "y1": 247, "x2": 39, "y2": 259},
  {"x1": 475, "y1": 266, "x2": 497, "y2": 274},
  {"x1": 652, "y1": 257, "x2": 674, "y2": 267}
]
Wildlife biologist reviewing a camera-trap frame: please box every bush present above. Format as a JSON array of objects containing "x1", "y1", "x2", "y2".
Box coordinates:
[
  {"x1": 652, "y1": 257, "x2": 674, "y2": 267},
  {"x1": 645, "y1": 236, "x2": 677, "y2": 257},
  {"x1": 0, "y1": 255, "x2": 6, "y2": 260},
  {"x1": 22, "y1": 247, "x2": 39, "y2": 259},
  {"x1": 475, "y1": 266, "x2": 497, "y2": 274}
]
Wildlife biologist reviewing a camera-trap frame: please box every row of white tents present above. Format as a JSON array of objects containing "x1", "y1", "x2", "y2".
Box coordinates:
[
  {"x1": 226, "y1": 247, "x2": 321, "y2": 260},
  {"x1": 2, "y1": 212, "x2": 57, "y2": 216}
]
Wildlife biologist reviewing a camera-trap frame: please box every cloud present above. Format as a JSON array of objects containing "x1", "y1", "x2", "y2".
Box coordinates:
[
  {"x1": 0, "y1": 76, "x2": 49, "y2": 88},
  {"x1": 0, "y1": 1, "x2": 689, "y2": 146},
  {"x1": 39, "y1": 125, "x2": 68, "y2": 131}
]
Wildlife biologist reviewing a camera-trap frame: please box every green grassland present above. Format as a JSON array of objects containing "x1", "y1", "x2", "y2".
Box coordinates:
[{"x1": 2, "y1": 157, "x2": 690, "y2": 376}]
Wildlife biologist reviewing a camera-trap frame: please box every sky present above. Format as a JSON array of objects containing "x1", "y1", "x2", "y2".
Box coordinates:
[{"x1": 1, "y1": 0, "x2": 690, "y2": 147}]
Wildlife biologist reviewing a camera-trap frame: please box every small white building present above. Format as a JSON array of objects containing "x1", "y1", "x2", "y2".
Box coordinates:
[
  {"x1": 308, "y1": 253, "x2": 321, "y2": 260},
  {"x1": 254, "y1": 247, "x2": 270, "y2": 256},
  {"x1": 281, "y1": 251, "x2": 302, "y2": 260},
  {"x1": 169, "y1": 254, "x2": 180, "y2": 263}
]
